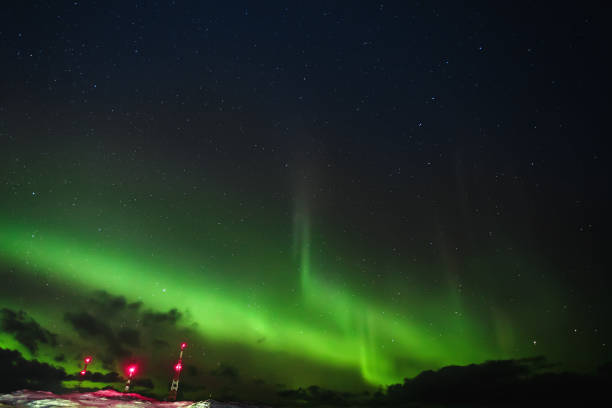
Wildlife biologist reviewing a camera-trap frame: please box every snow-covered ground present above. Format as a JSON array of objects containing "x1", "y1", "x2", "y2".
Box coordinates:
[{"x1": 0, "y1": 390, "x2": 254, "y2": 408}]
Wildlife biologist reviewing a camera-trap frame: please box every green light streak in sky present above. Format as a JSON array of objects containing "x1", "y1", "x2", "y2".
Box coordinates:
[{"x1": 0, "y1": 216, "x2": 500, "y2": 386}]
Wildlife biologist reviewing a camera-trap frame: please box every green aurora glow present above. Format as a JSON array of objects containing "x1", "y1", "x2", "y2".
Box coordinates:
[
  {"x1": 1, "y1": 213, "x2": 497, "y2": 386},
  {"x1": 0, "y1": 132, "x2": 600, "y2": 398}
]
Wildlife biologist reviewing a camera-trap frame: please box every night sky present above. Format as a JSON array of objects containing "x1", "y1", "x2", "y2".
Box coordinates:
[{"x1": 1, "y1": 1, "x2": 610, "y2": 404}]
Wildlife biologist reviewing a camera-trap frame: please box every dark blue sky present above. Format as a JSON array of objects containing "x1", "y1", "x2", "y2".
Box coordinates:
[{"x1": 3, "y1": 0, "x2": 608, "y2": 274}]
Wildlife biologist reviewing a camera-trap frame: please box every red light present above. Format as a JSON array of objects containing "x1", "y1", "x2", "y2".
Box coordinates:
[
  {"x1": 80, "y1": 370, "x2": 86, "y2": 376},
  {"x1": 175, "y1": 363, "x2": 182, "y2": 372},
  {"x1": 127, "y1": 365, "x2": 137, "y2": 376},
  {"x1": 180, "y1": 342, "x2": 187, "y2": 350},
  {"x1": 84, "y1": 357, "x2": 92, "y2": 364}
]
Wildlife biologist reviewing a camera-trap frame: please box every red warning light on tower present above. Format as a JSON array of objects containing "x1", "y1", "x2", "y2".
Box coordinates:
[
  {"x1": 80, "y1": 355, "x2": 93, "y2": 378},
  {"x1": 168, "y1": 342, "x2": 188, "y2": 400},
  {"x1": 124, "y1": 365, "x2": 138, "y2": 393}
]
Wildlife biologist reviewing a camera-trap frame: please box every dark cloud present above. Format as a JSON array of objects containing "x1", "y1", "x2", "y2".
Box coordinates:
[
  {"x1": 0, "y1": 348, "x2": 67, "y2": 393},
  {"x1": 128, "y1": 301, "x2": 143, "y2": 310},
  {"x1": 186, "y1": 365, "x2": 199, "y2": 377},
  {"x1": 0, "y1": 309, "x2": 57, "y2": 354},
  {"x1": 58, "y1": 304, "x2": 179, "y2": 367},
  {"x1": 211, "y1": 363, "x2": 239, "y2": 382},
  {"x1": 63, "y1": 312, "x2": 141, "y2": 352},
  {"x1": 117, "y1": 328, "x2": 140, "y2": 347},
  {"x1": 92, "y1": 291, "x2": 128, "y2": 312},
  {"x1": 152, "y1": 338, "x2": 170, "y2": 348},
  {"x1": 141, "y1": 308, "x2": 181, "y2": 327},
  {"x1": 63, "y1": 303, "x2": 186, "y2": 371},
  {"x1": 63, "y1": 312, "x2": 130, "y2": 364},
  {"x1": 54, "y1": 354, "x2": 66, "y2": 362},
  {"x1": 64, "y1": 312, "x2": 114, "y2": 340},
  {"x1": 86, "y1": 291, "x2": 142, "y2": 316}
]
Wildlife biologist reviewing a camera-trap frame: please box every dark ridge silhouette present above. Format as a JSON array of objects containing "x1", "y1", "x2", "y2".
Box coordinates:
[
  {"x1": 274, "y1": 357, "x2": 612, "y2": 407},
  {"x1": 0, "y1": 348, "x2": 67, "y2": 393},
  {"x1": 0, "y1": 309, "x2": 57, "y2": 354},
  {"x1": 381, "y1": 357, "x2": 612, "y2": 406}
]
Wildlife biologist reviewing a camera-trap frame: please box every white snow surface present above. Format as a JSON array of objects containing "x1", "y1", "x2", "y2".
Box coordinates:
[{"x1": 0, "y1": 390, "x2": 255, "y2": 408}]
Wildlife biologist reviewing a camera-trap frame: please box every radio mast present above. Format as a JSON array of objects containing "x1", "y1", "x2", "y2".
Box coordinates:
[{"x1": 167, "y1": 342, "x2": 188, "y2": 401}]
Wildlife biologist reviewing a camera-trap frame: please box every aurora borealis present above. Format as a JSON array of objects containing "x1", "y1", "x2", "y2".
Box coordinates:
[{"x1": 1, "y1": 1, "x2": 611, "y2": 405}]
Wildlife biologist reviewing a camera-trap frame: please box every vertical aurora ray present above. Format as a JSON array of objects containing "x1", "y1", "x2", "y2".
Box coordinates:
[{"x1": 290, "y1": 206, "x2": 500, "y2": 384}]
